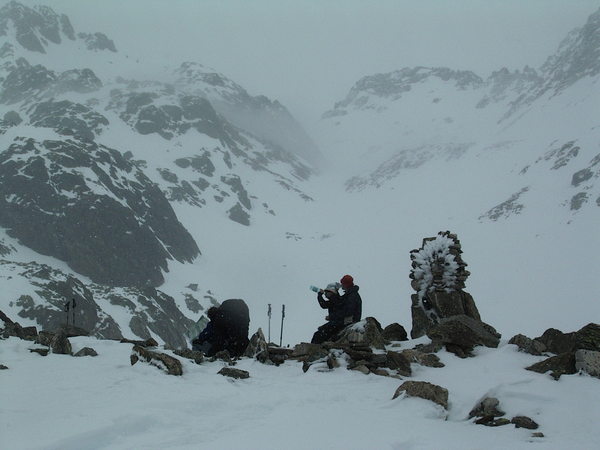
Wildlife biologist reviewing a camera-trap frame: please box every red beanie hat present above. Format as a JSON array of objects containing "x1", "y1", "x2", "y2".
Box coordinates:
[{"x1": 340, "y1": 274, "x2": 354, "y2": 287}]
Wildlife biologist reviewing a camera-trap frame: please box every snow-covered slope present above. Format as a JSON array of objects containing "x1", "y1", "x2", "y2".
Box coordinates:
[{"x1": 0, "y1": 1, "x2": 317, "y2": 346}]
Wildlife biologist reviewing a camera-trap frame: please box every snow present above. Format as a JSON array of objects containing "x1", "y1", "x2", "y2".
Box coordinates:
[{"x1": 1, "y1": 336, "x2": 598, "y2": 449}]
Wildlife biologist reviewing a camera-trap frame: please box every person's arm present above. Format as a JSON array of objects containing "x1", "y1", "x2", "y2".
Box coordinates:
[{"x1": 317, "y1": 292, "x2": 329, "y2": 309}]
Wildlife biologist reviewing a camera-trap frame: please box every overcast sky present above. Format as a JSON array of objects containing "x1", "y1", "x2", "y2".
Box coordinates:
[{"x1": 12, "y1": 0, "x2": 600, "y2": 127}]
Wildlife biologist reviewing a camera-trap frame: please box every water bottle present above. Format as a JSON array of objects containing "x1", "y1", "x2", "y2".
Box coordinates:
[{"x1": 309, "y1": 285, "x2": 320, "y2": 293}]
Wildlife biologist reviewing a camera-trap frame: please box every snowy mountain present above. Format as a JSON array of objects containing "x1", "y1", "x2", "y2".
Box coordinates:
[
  {"x1": 0, "y1": 1, "x2": 318, "y2": 346},
  {"x1": 318, "y1": 7, "x2": 600, "y2": 223}
]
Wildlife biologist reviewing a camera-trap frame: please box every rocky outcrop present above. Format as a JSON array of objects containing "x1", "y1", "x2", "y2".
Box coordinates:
[
  {"x1": 526, "y1": 353, "x2": 577, "y2": 380},
  {"x1": 0, "y1": 137, "x2": 199, "y2": 287}
]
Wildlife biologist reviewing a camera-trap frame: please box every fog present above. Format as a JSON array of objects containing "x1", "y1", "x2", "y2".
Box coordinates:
[{"x1": 16, "y1": 0, "x2": 593, "y2": 131}]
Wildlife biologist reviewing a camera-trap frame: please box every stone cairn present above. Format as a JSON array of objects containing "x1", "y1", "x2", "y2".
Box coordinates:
[{"x1": 409, "y1": 231, "x2": 480, "y2": 339}]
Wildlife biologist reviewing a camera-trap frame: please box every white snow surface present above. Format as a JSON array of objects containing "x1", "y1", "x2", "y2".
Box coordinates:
[{"x1": 2, "y1": 336, "x2": 599, "y2": 450}]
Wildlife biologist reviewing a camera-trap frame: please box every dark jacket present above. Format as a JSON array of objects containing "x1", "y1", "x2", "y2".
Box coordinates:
[
  {"x1": 317, "y1": 291, "x2": 345, "y2": 323},
  {"x1": 341, "y1": 285, "x2": 362, "y2": 323}
]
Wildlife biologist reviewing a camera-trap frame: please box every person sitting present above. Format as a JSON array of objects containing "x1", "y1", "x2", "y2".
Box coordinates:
[
  {"x1": 192, "y1": 299, "x2": 250, "y2": 357},
  {"x1": 311, "y1": 282, "x2": 347, "y2": 344}
]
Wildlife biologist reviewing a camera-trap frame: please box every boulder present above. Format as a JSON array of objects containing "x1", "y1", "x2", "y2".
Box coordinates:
[
  {"x1": 511, "y1": 416, "x2": 539, "y2": 430},
  {"x1": 509, "y1": 334, "x2": 546, "y2": 356},
  {"x1": 244, "y1": 328, "x2": 269, "y2": 362},
  {"x1": 392, "y1": 381, "x2": 449, "y2": 409},
  {"x1": 575, "y1": 323, "x2": 600, "y2": 352},
  {"x1": 526, "y1": 352, "x2": 576, "y2": 380},
  {"x1": 335, "y1": 317, "x2": 386, "y2": 350},
  {"x1": 29, "y1": 348, "x2": 49, "y2": 356},
  {"x1": 384, "y1": 351, "x2": 412, "y2": 377},
  {"x1": 575, "y1": 349, "x2": 600, "y2": 378},
  {"x1": 50, "y1": 331, "x2": 72, "y2": 355},
  {"x1": 218, "y1": 367, "x2": 249, "y2": 379},
  {"x1": 73, "y1": 347, "x2": 98, "y2": 357},
  {"x1": 535, "y1": 328, "x2": 577, "y2": 354},
  {"x1": 475, "y1": 416, "x2": 511, "y2": 427},
  {"x1": 0, "y1": 364, "x2": 8, "y2": 370},
  {"x1": 469, "y1": 397, "x2": 505, "y2": 418},
  {"x1": 426, "y1": 315, "x2": 501, "y2": 354},
  {"x1": 130, "y1": 345, "x2": 182, "y2": 376},
  {"x1": 382, "y1": 323, "x2": 408, "y2": 342}
]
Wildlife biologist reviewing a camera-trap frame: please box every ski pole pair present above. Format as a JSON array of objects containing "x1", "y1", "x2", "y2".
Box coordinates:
[{"x1": 267, "y1": 303, "x2": 285, "y2": 347}]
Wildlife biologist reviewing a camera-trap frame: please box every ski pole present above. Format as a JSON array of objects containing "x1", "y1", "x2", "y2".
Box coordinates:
[
  {"x1": 279, "y1": 304, "x2": 285, "y2": 347},
  {"x1": 267, "y1": 303, "x2": 272, "y2": 343},
  {"x1": 72, "y1": 298, "x2": 77, "y2": 327},
  {"x1": 64, "y1": 301, "x2": 69, "y2": 326}
]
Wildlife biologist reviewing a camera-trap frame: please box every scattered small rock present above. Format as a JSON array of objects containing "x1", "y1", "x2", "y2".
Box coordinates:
[
  {"x1": 29, "y1": 348, "x2": 49, "y2": 356},
  {"x1": 475, "y1": 416, "x2": 511, "y2": 427},
  {"x1": 508, "y1": 334, "x2": 546, "y2": 356},
  {"x1": 121, "y1": 337, "x2": 159, "y2": 347},
  {"x1": 511, "y1": 416, "x2": 539, "y2": 429},
  {"x1": 73, "y1": 347, "x2": 98, "y2": 357},
  {"x1": 531, "y1": 432, "x2": 545, "y2": 438},
  {"x1": 392, "y1": 381, "x2": 449, "y2": 409},
  {"x1": 131, "y1": 345, "x2": 182, "y2": 376},
  {"x1": 218, "y1": 367, "x2": 249, "y2": 379},
  {"x1": 469, "y1": 397, "x2": 505, "y2": 418},
  {"x1": 351, "y1": 364, "x2": 370, "y2": 375}
]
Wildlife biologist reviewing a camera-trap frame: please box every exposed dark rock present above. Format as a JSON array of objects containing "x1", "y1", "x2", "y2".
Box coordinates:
[
  {"x1": 426, "y1": 315, "x2": 501, "y2": 354},
  {"x1": 30, "y1": 100, "x2": 108, "y2": 142},
  {"x1": 54, "y1": 324, "x2": 89, "y2": 338},
  {"x1": 384, "y1": 351, "x2": 412, "y2": 377},
  {"x1": 479, "y1": 187, "x2": 529, "y2": 222},
  {"x1": 392, "y1": 381, "x2": 449, "y2": 409},
  {"x1": 291, "y1": 342, "x2": 329, "y2": 362},
  {"x1": 475, "y1": 416, "x2": 511, "y2": 427},
  {"x1": 575, "y1": 323, "x2": 600, "y2": 351},
  {"x1": 509, "y1": 334, "x2": 547, "y2": 356},
  {"x1": 3, "y1": 111, "x2": 22, "y2": 126},
  {"x1": 575, "y1": 349, "x2": 600, "y2": 378},
  {"x1": 535, "y1": 328, "x2": 577, "y2": 354},
  {"x1": 532, "y1": 432, "x2": 545, "y2": 438},
  {"x1": 29, "y1": 347, "x2": 49, "y2": 356},
  {"x1": 221, "y1": 174, "x2": 251, "y2": 209},
  {"x1": 77, "y1": 32, "x2": 117, "y2": 52},
  {"x1": 0, "y1": 364, "x2": 8, "y2": 369},
  {"x1": 382, "y1": 323, "x2": 408, "y2": 342},
  {"x1": 469, "y1": 397, "x2": 505, "y2": 418},
  {"x1": 511, "y1": 416, "x2": 539, "y2": 430},
  {"x1": 526, "y1": 352, "x2": 577, "y2": 380},
  {"x1": 400, "y1": 349, "x2": 445, "y2": 368},
  {"x1": 227, "y1": 202, "x2": 250, "y2": 226},
  {"x1": 212, "y1": 350, "x2": 232, "y2": 363},
  {"x1": 244, "y1": 328, "x2": 269, "y2": 363},
  {"x1": 130, "y1": 345, "x2": 182, "y2": 376},
  {"x1": 0, "y1": 137, "x2": 199, "y2": 287},
  {"x1": 218, "y1": 367, "x2": 249, "y2": 379},
  {"x1": 73, "y1": 347, "x2": 98, "y2": 357},
  {"x1": 570, "y1": 192, "x2": 588, "y2": 210},
  {"x1": 173, "y1": 349, "x2": 204, "y2": 364},
  {"x1": 54, "y1": 68, "x2": 103, "y2": 94},
  {"x1": 0, "y1": 58, "x2": 56, "y2": 104},
  {"x1": 49, "y1": 331, "x2": 71, "y2": 355}
]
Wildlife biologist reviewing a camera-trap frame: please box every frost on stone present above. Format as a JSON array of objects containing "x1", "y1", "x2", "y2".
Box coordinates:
[{"x1": 409, "y1": 231, "x2": 470, "y2": 320}]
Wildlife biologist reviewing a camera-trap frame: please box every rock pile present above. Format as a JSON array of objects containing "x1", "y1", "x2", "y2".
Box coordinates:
[
  {"x1": 512, "y1": 323, "x2": 600, "y2": 379},
  {"x1": 409, "y1": 231, "x2": 479, "y2": 339}
]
